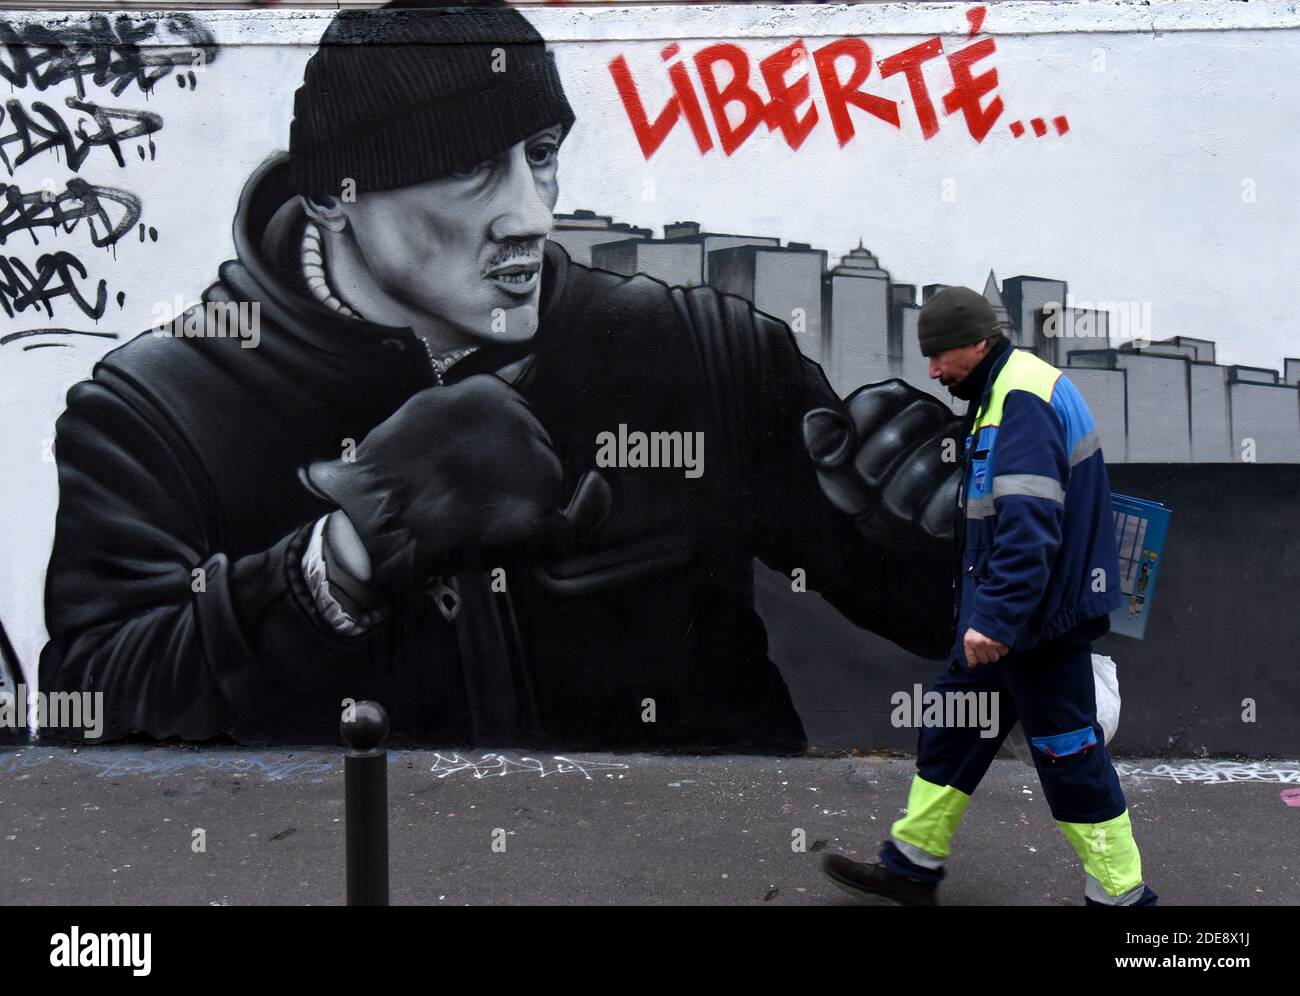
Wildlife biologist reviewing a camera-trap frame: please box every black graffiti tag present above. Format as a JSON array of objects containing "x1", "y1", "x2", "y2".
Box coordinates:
[
  {"x1": 1, "y1": 178, "x2": 141, "y2": 249},
  {"x1": 0, "y1": 13, "x2": 217, "y2": 98},
  {"x1": 0, "y1": 96, "x2": 162, "y2": 175},
  {"x1": 0, "y1": 13, "x2": 211, "y2": 325},
  {"x1": 0, "y1": 251, "x2": 107, "y2": 321}
]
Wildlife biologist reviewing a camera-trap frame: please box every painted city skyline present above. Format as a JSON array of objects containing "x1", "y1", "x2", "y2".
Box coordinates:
[{"x1": 552, "y1": 208, "x2": 1300, "y2": 464}]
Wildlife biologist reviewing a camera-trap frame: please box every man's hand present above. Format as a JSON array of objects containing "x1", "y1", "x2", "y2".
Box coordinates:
[
  {"x1": 964, "y1": 627, "x2": 1009, "y2": 667},
  {"x1": 803, "y1": 379, "x2": 962, "y2": 548},
  {"x1": 304, "y1": 369, "x2": 610, "y2": 584}
]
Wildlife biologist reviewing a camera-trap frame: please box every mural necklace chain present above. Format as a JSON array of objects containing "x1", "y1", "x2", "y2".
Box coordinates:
[
  {"x1": 300, "y1": 222, "x2": 478, "y2": 386},
  {"x1": 425, "y1": 344, "x2": 478, "y2": 386}
]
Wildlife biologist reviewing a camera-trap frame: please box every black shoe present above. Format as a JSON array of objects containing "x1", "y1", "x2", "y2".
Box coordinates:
[{"x1": 821, "y1": 853, "x2": 939, "y2": 906}]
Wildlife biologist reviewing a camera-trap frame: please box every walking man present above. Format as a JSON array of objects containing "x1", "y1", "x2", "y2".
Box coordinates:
[{"x1": 822, "y1": 287, "x2": 1158, "y2": 906}]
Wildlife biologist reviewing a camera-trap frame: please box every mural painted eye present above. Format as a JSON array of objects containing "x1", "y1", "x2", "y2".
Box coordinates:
[{"x1": 526, "y1": 142, "x2": 559, "y2": 168}]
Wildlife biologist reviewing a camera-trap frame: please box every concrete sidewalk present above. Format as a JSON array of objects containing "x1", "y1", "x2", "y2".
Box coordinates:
[{"x1": 1, "y1": 747, "x2": 1296, "y2": 905}]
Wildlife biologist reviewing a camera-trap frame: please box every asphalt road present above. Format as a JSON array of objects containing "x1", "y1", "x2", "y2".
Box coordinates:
[{"x1": 1, "y1": 746, "x2": 1296, "y2": 905}]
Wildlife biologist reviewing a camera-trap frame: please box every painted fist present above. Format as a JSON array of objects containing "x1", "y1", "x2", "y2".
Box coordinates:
[
  {"x1": 305, "y1": 370, "x2": 610, "y2": 583},
  {"x1": 802, "y1": 379, "x2": 962, "y2": 548}
]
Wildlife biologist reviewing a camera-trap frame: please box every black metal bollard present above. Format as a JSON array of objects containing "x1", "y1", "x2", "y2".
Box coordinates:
[{"x1": 341, "y1": 700, "x2": 389, "y2": 906}]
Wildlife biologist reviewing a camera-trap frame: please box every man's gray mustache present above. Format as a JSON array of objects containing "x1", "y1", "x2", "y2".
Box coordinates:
[{"x1": 484, "y1": 244, "x2": 545, "y2": 273}]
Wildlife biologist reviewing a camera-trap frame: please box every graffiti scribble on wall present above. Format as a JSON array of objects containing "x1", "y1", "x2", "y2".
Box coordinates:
[{"x1": 0, "y1": 13, "x2": 215, "y2": 331}]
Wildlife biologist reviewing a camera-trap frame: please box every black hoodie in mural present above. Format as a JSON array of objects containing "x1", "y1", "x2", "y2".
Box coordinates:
[{"x1": 39, "y1": 155, "x2": 958, "y2": 750}]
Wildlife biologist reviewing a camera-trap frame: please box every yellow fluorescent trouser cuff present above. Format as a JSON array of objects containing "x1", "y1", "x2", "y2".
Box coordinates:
[
  {"x1": 1056, "y1": 809, "x2": 1144, "y2": 899},
  {"x1": 890, "y1": 775, "x2": 973, "y2": 861}
]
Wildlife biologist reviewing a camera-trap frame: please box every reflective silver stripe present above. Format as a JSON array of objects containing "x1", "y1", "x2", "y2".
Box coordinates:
[
  {"x1": 965, "y1": 496, "x2": 997, "y2": 519},
  {"x1": 992, "y1": 473, "x2": 1065, "y2": 504},
  {"x1": 1069, "y1": 428, "x2": 1103, "y2": 468},
  {"x1": 1085, "y1": 875, "x2": 1147, "y2": 906},
  {"x1": 891, "y1": 836, "x2": 946, "y2": 870}
]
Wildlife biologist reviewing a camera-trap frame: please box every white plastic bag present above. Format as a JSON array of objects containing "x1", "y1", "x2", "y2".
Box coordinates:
[
  {"x1": 1004, "y1": 653, "x2": 1121, "y2": 767},
  {"x1": 1092, "y1": 654, "x2": 1121, "y2": 745}
]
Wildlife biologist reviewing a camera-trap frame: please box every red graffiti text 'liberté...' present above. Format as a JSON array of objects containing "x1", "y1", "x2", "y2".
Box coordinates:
[{"x1": 608, "y1": 5, "x2": 1067, "y2": 158}]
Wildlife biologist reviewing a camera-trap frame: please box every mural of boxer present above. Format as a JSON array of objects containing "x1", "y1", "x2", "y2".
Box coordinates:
[{"x1": 37, "y1": 3, "x2": 961, "y2": 749}]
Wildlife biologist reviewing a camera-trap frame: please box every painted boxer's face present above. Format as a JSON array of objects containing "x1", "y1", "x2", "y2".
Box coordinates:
[{"x1": 340, "y1": 124, "x2": 564, "y2": 344}]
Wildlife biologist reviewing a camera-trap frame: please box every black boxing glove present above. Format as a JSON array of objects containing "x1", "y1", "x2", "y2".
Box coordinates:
[
  {"x1": 303, "y1": 371, "x2": 609, "y2": 585},
  {"x1": 802, "y1": 379, "x2": 962, "y2": 549}
]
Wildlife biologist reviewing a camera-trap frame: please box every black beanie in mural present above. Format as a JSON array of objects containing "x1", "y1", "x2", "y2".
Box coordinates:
[{"x1": 289, "y1": 0, "x2": 576, "y2": 197}]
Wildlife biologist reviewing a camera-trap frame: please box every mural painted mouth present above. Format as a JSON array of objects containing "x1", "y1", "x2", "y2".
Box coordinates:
[{"x1": 486, "y1": 262, "x2": 541, "y2": 296}]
